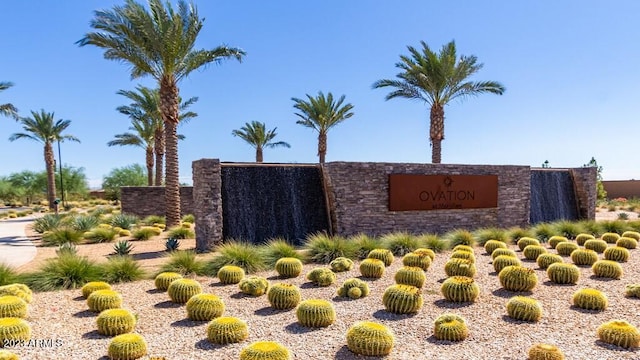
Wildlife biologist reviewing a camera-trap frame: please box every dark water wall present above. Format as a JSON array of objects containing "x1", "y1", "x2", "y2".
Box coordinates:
[
  {"x1": 221, "y1": 165, "x2": 329, "y2": 245},
  {"x1": 530, "y1": 170, "x2": 580, "y2": 224}
]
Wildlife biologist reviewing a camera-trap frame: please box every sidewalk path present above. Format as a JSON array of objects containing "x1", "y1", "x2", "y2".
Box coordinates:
[{"x1": 0, "y1": 217, "x2": 37, "y2": 268}]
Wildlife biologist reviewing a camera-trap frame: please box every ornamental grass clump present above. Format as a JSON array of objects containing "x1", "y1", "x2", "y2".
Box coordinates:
[
  {"x1": 205, "y1": 241, "x2": 266, "y2": 275},
  {"x1": 548, "y1": 236, "x2": 568, "y2": 249},
  {"x1": 0, "y1": 318, "x2": 30, "y2": 345},
  {"x1": 0, "y1": 296, "x2": 27, "y2": 318},
  {"x1": 306, "y1": 268, "x2": 336, "y2": 287},
  {"x1": 572, "y1": 288, "x2": 608, "y2": 311},
  {"x1": 84, "y1": 227, "x2": 118, "y2": 243},
  {"x1": 359, "y1": 258, "x2": 385, "y2": 278},
  {"x1": 616, "y1": 237, "x2": 638, "y2": 249},
  {"x1": 523, "y1": 245, "x2": 547, "y2": 260},
  {"x1": 107, "y1": 333, "x2": 147, "y2": 360},
  {"x1": 261, "y1": 238, "x2": 305, "y2": 267},
  {"x1": 546, "y1": 263, "x2": 580, "y2": 285},
  {"x1": 446, "y1": 229, "x2": 475, "y2": 247},
  {"x1": 238, "y1": 276, "x2": 269, "y2": 296},
  {"x1": 267, "y1": 283, "x2": 301, "y2": 310},
  {"x1": 584, "y1": 239, "x2": 608, "y2": 253},
  {"x1": 381, "y1": 231, "x2": 421, "y2": 256},
  {"x1": 167, "y1": 279, "x2": 202, "y2": 304},
  {"x1": 329, "y1": 257, "x2": 353, "y2": 272},
  {"x1": 367, "y1": 248, "x2": 394, "y2": 266},
  {"x1": 499, "y1": 266, "x2": 538, "y2": 292},
  {"x1": 575, "y1": 233, "x2": 596, "y2": 246},
  {"x1": 571, "y1": 249, "x2": 599, "y2": 266},
  {"x1": 240, "y1": 341, "x2": 290, "y2": 360},
  {"x1": 433, "y1": 313, "x2": 468, "y2": 342},
  {"x1": 274, "y1": 258, "x2": 303, "y2": 278},
  {"x1": 556, "y1": 242, "x2": 579, "y2": 256},
  {"x1": 592, "y1": 260, "x2": 623, "y2": 279},
  {"x1": 603, "y1": 246, "x2": 630, "y2": 262},
  {"x1": 207, "y1": 317, "x2": 248, "y2": 345},
  {"x1": 444, "y1": 258, "x2": 476, "y2": 277},
  {"x1": 131, "y1": 226, "x2": 161, "y2": 241},
  {"x1": 100, "y1": 256, "x2": 145, "y2": 284},
  {"x1": 493, "y1": 255, "x2": 522, "y2": 274},
  {"x1": 536, "y1": 253, "x2": 563, "y2": 270},
  {"x1": 491, "y1": 248, "x2": 517, "y2": 260},
  {"x1": 527, "y1": 344, "x2": 565, "y2": 360},
  {"x1": 382, "y1": 284, "x2": 423, "y2": 314},
  {"x1": 87, "y1": 290, "x2": 122, "y2": 312},
  {"x1": 517, "y1": 237, "x2": 540, "y2": 251},
  {"x1": 154, "y1": 272, "x2": 183, "y2": 291},
  {"x1": 596, "y1": 320, "x2": 640, "y2": 349},
  {"x1": 601, "y1": 232, "x2": 621, "y2": 244},
  {"x1": 96, "y1": 308, "x2": 136, "y2": 336},
  {"x1": 81, "y1": 281, "x2": 112, "y2": 298},
  {"x1": 401, "y1": 252, "x2": 432, "y2": 271},
  {"x1": 160, "y1": 251, "x2": 206, "y2": 276},
  {"x1": 350, "y1": 233, "x2": 384, "y2": 259},
  {"x1": 41, "y1": 228, "x2": 83, "y2": 246},
  {"x1": 337, "y1": 278, "x2": 370, "y2": 299},
  {"x1": 22, "y1": 254, "x2": 102, "y2": 291},
  {"x1": 441, "y1": 276, "x2": 479, "y2": 303},
  {"x1": 346, "y1": 321, "x2": 394, "y2": 356},
  {"x1": 296, "y1": 299, "x2": 336, "y2": 328},
  {"x1": 166, "y1": 226, "x2": 194, "y2": 239},
  {"x1": 186, "y1": 294, "x2": 225, "y2": 321},
  {"x1": 217, "y1": 265, "x2": 245, "y2": 284},
  {"x1": 304, "y1": 233, "x2": 357, "y2": 263},
  {"x1": 474, "y1": 227, "x2": 509, "y2": 246},
  {"x1": 484, "y1": 240, "x2": 507, "y2": 255},
  {"x1": 395, "y1": 266, "x2": 426, "y2": 288},
  {"x1": 506, "y1": 296, "x2": 543, "y2": 322}
]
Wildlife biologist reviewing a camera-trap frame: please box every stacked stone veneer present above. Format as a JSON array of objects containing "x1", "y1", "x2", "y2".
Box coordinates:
[
  {"x1": 192, "y1": 159, "x2": 223, "y2": 251},
  {"x1": 120, "y1": 186, "x2": 194, "y2": 218},
  {"x1": 322, "y1": 162, "x2": 532, "y2": 236},
  {"x1": 570, "y1": 167, "x2": 597, "y2": 220}
]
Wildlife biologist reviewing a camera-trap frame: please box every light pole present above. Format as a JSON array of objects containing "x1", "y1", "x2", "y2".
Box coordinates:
[{"x1": 57, "y1": 139, "x2": 65, "y2": 208}]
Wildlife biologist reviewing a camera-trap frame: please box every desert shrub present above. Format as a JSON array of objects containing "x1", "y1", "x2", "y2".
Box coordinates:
[
  {"x1": 99, "y1": 256, "x2": 145, "y2": 283},
  {"x1": 181, "y1": 214, "x2": 195, "y2": 224},
  {"x1": 205, "y1": 241, "x2": 266, "y2": 275},
  {"x1": 349, "y1": 233, "x2": 384, "y2": 259},
  {"x1": 160, "y1": 251, "x2": 206, "y2": 276},
  {"x1": 109, "y1": 213, "x2": 139, "y2": 230},
  {"x1": 419, "y1": 234, "x2": 448, "y2": 253},
  {"x1": 577, "y1": 220, "x2": 602, "y2": 237},
  {"x1": 506, "y1": 227, "x2": 534, "y2": 243},
  {"x1": 304, "y1": 233, "x2": 358, "y2": 264},
  {"x1": 84, "y1": 227, "x2": 119, "y2": 243},
  {"x1": 131, "y1": 226, "x2": 160, "y2": 241},
  {"x1": 381, "y1": 231, "x2": 421, "y2": 256},
  {"x1": 532, "y1": 223, "x2": 554, "y2": 243},
  {"x1": 600, "y1": 220, "x2": 629, "y2": 235},
  {"x1": 33, "y1": 214, "x2": 62, "y2": 233},
  {"x1": 69, "y1": 214, "x2": 100, "y2": 232},
  {"x1": 261, "y1": 238, "x2": 305, "y2": 267},
  {"x1": 551, "y1": 221, "x2": 583, "y2": 239},
  {"x1": 42, "y1": 228, "x2": 84, "y2": 246},
  {"x1": 141, "y1": 215, "x2": 165, "y2": 226},
  {"x1": 21, "y1": 254, "x2": 101, "y2": 291},
  {"x1": 56, "y1": 242, "x2": 78, "y2": 256},
  {"x1": 445, "y1": 229, "x2": 475, "y2": 247},
  {"x1": 0, "y1": 264, "x2": 17, "y2": 286},
  {"x1": 166, "y1": 226, "x2": 195, "y2": 239},
  {"x1": 474, "y1": 227, "x2": 508, "y2": 246}
]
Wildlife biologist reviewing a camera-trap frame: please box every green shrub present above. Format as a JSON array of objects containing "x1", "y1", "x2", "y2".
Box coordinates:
[
  {"x1": 261, "y1": 238, "x2": 305, "y2": 267},
  {"x1": 99, "y1": 256, "x2": 145, "y2": 283},
  {"x1": 181, "y1": 214, "x2": 195, "y2": 224},
  {"x1": 131, "y1": 226, "x2": 159, "y2": 241},
  {"x1": 381, "y1": 231, "x2": 421, "y2": 256},
  {"x1": 165, "y1": 226, "x2": 194, "y2": 240},
  {"x1": 85, "y1": 227, "x2": 119, "y2": 243},
  {"x1": 42, "y1": 228, "x2": 83, "y2": 246},
  {"x1": 56, "y1": 242, "x2": 78, "y2": 256},
  {"x1": 433, "y1": 313, "x2": 468, "y2": 342},
  {"x1": 33, "y1": 214, "x2": 62, "y2": 233},
  {"x1": 551, "y1": 220, "x2": 583, "y2": 239},
  {"x1": 419, "y1": 234, "x2": 449, "y2": 253},
  {"x1": 0, "y1": 264, "x2": 17, "y2": 287},
  {"x1": 346, "y1": 321, "x2": 394, "y2": 356},
  {"x1": 528, "y1": 344, "x2": 565, "y2": 360},
  {"x1": 304, "y1": 233, "x2": 358, "y2": 263},
  {"x1": 382, "y1": 285, "x2": 423, "y2": 314},
  {"x1": 205, "y1": 241, "x2": 266, "y2": 275},
  {"x1": 141, "y1": 215, "x2": 165, "y2": 226},
  {"x1": 108, "y1": 333, "x2": 147, "y2": 360},
  {"x1": 474, "y1": 227, "x2": 508, "y2": 246},
  {"x1": 160, "y1": 251, "x2": 206, "y2": 276},
  {"x1": 532, "y1": 223, "x2": 554, "y2": 243},
  {"x1": 350, "y1": 233, "x2": 383, "y2": 259},
  {"x1": 576, "y1": 220, "x2": 602, "y2": 237},
  {"x1": 109, "y1": 213, "x2": 139, "y2": 230},
  {"x1": 70, "y1": 215, "x2": 100, "y2": 232},
  {"x1": 21, "y1": 254, "x2": 101, "y2": 291},
  {"x1": 600, "y1": 220, "x2": 629, "y2": 235},
  {"x1": 296, "y1": 299, "x2": 336, "y2": 328},
  {"x1": 596, "y1": 320, "x2": 640, "y2": 349},
  {"x1": 445, "y1": 229, "x2": 475, "y2": 247},
  {"x1": 506, "y1": 296, "x2": 542, "y2": 322},
  {"x1": 572, "y1": 288, "x2": 607, "y2": 311}
]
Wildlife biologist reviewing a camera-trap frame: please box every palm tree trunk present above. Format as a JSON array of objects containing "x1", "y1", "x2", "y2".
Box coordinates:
[
  {"x1": 154, "y1": 126, "x2": 164, "y2": 186},
  {"x1": 145, "y1": 146, "x2": 154, "y2": 186},
  {"x1": 44, "y1": 142, "x2": 57, "y2": 209},
  {"x1": 256, "y1": 146, "x2": 263, "y2": 163},
  {"x1": 160, "y1": 76, "x2": 181, "y2": 228},
  {"x1": 318, "y1": 132, "x2": 327, "y2": 164},
  {"x1": 430, "y1": 104, "x2": 445, "y2": 164}
]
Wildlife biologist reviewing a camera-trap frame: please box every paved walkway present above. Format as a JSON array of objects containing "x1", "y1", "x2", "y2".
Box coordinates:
[{"x1": 0, "y1": 216, "x2": 37, "y2": 268}]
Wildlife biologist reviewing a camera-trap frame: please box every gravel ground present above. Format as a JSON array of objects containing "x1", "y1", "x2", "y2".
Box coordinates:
[{"x1": 5, "y1": 241, "x2": 640, "y2": 360}]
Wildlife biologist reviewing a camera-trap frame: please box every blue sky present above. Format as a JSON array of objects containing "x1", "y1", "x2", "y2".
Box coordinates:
[{"x1": 2, "y1": 1, "x2": 639, "y2": 188}]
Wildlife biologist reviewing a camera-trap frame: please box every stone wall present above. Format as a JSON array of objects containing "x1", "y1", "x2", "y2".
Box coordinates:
[
  {"x1": 322, "y1": 162, "x2": 532, "y2": 236},
  {"x1": 602, "y1": 180, "x2": 640, "y2": 199},
  {"x1": 192, "y1": 159, "x2": 223, "y2": 251},
  {"x1": 571, "y1": 167, "x2": 597, "y2": 219},
  {"x1": 120, "y1": 186, "x2": 194, "y2": 218}
]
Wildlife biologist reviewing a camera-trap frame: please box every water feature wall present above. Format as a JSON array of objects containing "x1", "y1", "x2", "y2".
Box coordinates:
[
  {"x1": 220, "y1": 164, "x2": 329, "y2": 245},
  {"x1": 530, "y1": 169, "x2": 580, "y2": 224}
]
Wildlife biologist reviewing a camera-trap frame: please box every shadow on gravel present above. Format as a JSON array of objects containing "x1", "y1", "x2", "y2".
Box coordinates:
[
  {"x1": 284, "y1": 322, "x2": 323, "y2": 334},
  {"x1": 569, "y1": 305, "x2": 605, "y2": 314},
  {"x1": 501, "y1": 315, "x2": 537, "y2": 324},
  {"x1": 73, "y1": 309, "x2": 96, "y2": 318},
  {"x1": 82, "y1": 330, "x2": 106, "y2": 339},
  {"x1": 371, "y1": 309, "x2": 417, "y2": 321},
  {"x1": 154, "y1": 300, "x2": 181, "y2": 309},
  {"x1": 72, "y1": 295, "x2": 85, "y2": 301},
  {"x1": 171, "y1": 318, "x2": 206, "y2": 328},
  {"x1": 331, "y1": 296, "x2": 353, "y2": 303},
  {"x1": 433, "y1": 299, "x2": 473, "y2": 309},
  {"x1": 210, "y1": 281, "x2": 231, "y2": 287},
  {"x1": 335, "y1": 345, "x2": 384, "y2": 360},
  {"x1": 230, "y1": 292, "x2": 251, "y2": 299},
  {"x1": 300, "y1": 282, "x2": 319, "y2": 289},
  {"x1": 594, "y1": 340, "x2": 639, "y2": 352},
  {"x1": 254, "y1": 306, "x2": 292, "y2": 316},
  {"x1": 542, "y1": 280, "x2": 577, "y2": 287},
  {"x1": 425, "y1": 335, "x2": 457, "y2": 346},
  {"x1": 195, "y1": 339, "x2": 226, "y2": 351},
  {"x1": 589, "y1": 275, "x2": 618, "y2": 282},
  {"x1": 146, "y1": 289, "x2": 164, "y2": 294},
  {"x1": 491, "y1": 288, "x2": 533, "y2": 298}
]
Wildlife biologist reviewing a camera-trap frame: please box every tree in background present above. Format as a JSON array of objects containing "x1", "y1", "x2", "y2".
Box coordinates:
[
  {"x1": 9, "y1": 110, "x2": 80, "y2": 209},
  {"x1": 232, "y1": 121, "x2": 290, "y2": 162},
  {"x1": 0, "y1": 179, "x2": 25, "y2": 206},
  {"x1": 584, "y1": 157, "x2": 607, "y2": 200},
  {"x1": 0, "y1": 81, "x2": 18, "y2": 119},
  {"x1": 78, "y1": 0, "x2": 245, "y2": 228},
  {"x1": 373, "y1": 40, "x2": 505, "y2": 163},
  {"x1": 0, "y1": 166, "x2": 88, "y2": 205},
  {"x1": 292, "y1": 91, "x2": 354, "y2": 163},
  {"x1": 108, "y1": 114, "x2": 157, "y2": 186},
  {"x1": 102, "y1": 164, "x2": 147, "y2": 201}
]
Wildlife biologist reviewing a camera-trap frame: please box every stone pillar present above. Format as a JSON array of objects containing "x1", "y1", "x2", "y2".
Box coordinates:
[
  {"x1": 570, "y1": 167, "x2": 597, "y2": 220},
  {"x1": 193, "y1": 159, "x2": 223, "y2": 252}
]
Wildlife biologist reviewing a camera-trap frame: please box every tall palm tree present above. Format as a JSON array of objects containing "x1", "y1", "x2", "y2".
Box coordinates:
[
  {"x1": 372, "y1": 40, "x2": 505, "y2": 163},
  {"x1": 232, "y1": 121, "x2": 290, "y2": 162},
  {"x1": 107, "y1": 117, "x2": 156, "y2": 186},
  {"x1": 0, "y1": 82, "x2": 18, "y2": 119},
  {"x1": 292, "y1": 92, "x2": 354, "y2": 163},
  {"x1": 9, "y1": 110, "x2": 80, "y2": 209},
  {"x1": 116, "y1": 85, "x2": 197, "y2": 186},
  {"x1": 78, "y1": 0, "x2": 244, "y2": 227}
]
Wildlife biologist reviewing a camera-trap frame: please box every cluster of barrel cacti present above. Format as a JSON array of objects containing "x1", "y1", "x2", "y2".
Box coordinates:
[
  {"x1": 572, "y1": 288, "x2": 607, "y2": 311},
  {"x1": 382, "y1": 284, "x2": 423, "y2": 314},
  {"x1": 592, "y1": 260, "x2": 623, "y2": 279},
  {"x1": 359, "y1": 258, "x2": 385, "y2": 278},
  {"x1": 394, "y1": 266, "x2": 426, "y2": 288},
  {"x1": 499, "y1": 266, "x2": 538, "y2": 291},
  {"x1": 0, "y1": 284, "x2": 32, "y2": 304},
  {"x1": 527, "y1": 343, "x2": 565, "y2": 360},
  {"x1": 267, "y1": 283, "x2": 301, "y2": 310},
  {"x1": 433, "y1": 313, "x2": 468, "y2": 341},
  {"x1": 506, "y1": 296, "x2": 542, "y2": 322},
  {"x1": 239, "y1": 341, "x2": 291, "y2": 360},
  {"x1": 546, "y1": 263, "x2": 580, "y2": 284},
  {"x1": 154, "y1": 272, "x2": 183, "y2": 291},
  {"x1": 207, "y1": 317, "x2": 249, "y2": 345},
  {"x1": 346, "y1": 321, "x2": 394, "y2": 356},
  {"x1": 306, "y1": 268, "x2": 336, "y2": 286},
  {"x1": 296, "y1": 299, "x2": 336, "y2": 328},
  {"x1": 107, "y1": 333, "x2": 148, "y2": 360},
  {"x1": 218, "y1": 265, "x2": 246, "y2": 284},
  {"x1": 367, "y1": 248, "x2": 394, "y2": 266},
  {"x1": 337, "y1": 278, "x2": 370, "y2": 299},
  {"x1": 596, "y1": 320, "x2": 640, "y2": 349},
  {"x1": 96, "y1": 308, "x2": 137, "y2": 336},
  {"x1": 186, "y1": 294, "x2": 225, "y2": 321},
  {"x1": 87, "y1": 289, "x2": 123, "y2": 312},
  {"x1": 274, "y1": 258, "x2": 303, "y2": 278},
  {"x1": 238, "y1": 276, "x2": 270, "y2": 296},
  {"x1": 167, "y1": 279, "x2": 203, "y2": 304},
  {"x1": 441, "y1": 276, "x2": 479, "y2": 303},
  {"x1": 330, "y1": 257, "x2": 353, "y2": 272}
]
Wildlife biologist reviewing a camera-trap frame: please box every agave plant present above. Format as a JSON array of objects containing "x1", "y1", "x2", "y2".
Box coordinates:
[
  {"x1": 113, "y1": 240, "x2": 134, "y2": 256},
  {"x1": 165, "y1": 238, "x2": 181, "y2": 252}
]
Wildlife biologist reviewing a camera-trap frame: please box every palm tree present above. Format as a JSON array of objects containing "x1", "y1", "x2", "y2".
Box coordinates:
[
  {"x1": 0, "y1": 82, "x2": 18, "y2": 119},
  {"x1": 372, "y1": 40, "x2": 505, "y2": 163},
  {"x1": 292, "y1": 92, "x2": 354, "y2": 163},
  {"x1": 78, "y1": 0, "x2": 244, "y2": 227},
  {"x1": 116, "y1": 85, "x2": 197, "y2": 186},
  {"x1": 9, "y1": 110, "x2": 80, "y2": 209},
  {"x1": 107, "y1": 117, "x2": 156, "y2": 186},
  {"x1": 232, "y1": 121, "x2": 290, "y2": 162}
]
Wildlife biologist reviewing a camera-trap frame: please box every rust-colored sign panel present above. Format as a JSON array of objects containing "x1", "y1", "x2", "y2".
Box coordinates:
[{"x1": 388, "y1": 174, "x2": 498, "y2": 211}]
